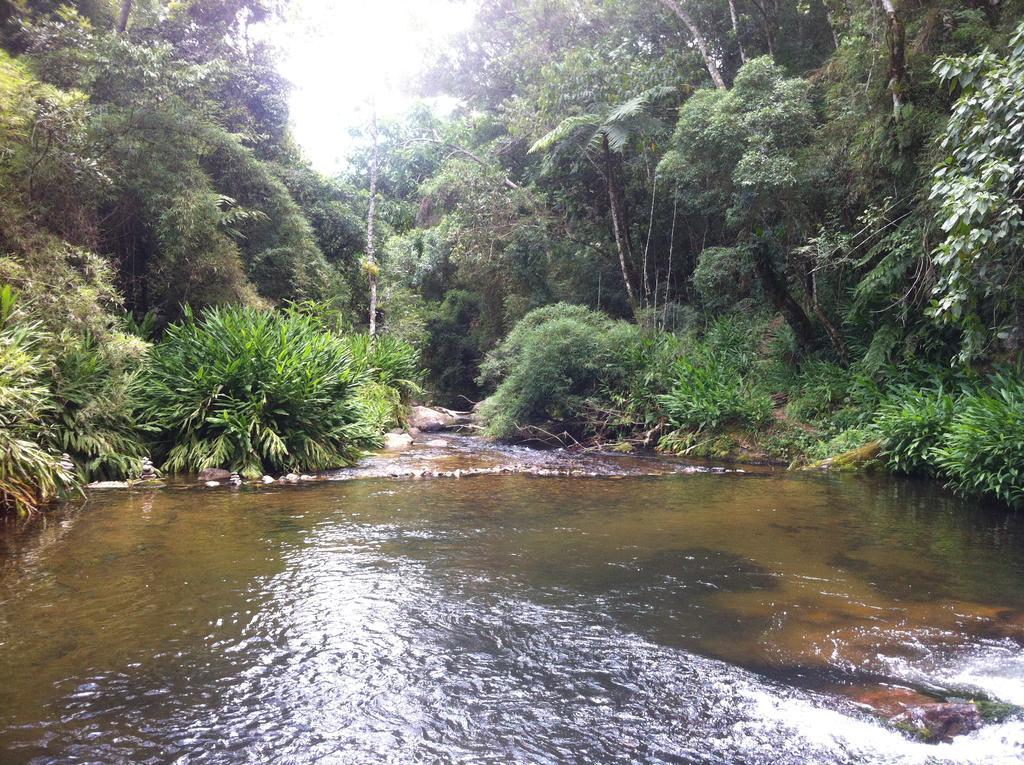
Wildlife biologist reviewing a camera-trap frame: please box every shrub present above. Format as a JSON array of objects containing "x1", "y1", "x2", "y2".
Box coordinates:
[
  {"x1": 598, "y1": 331, "x2": 683, "y2": 433},
  {"x1": 477, "y1": 303, "x2": 615, "y2": 389},
  {"x1": 49, "y1": 332, "x2": 150, "y2": 481},
  {"x1": 932, "y1": 370, "x2": 1024, "y2": 507},
  {"x1": 342, "y1": 333, "x2": 423, "y2": 431},
  {"x1": 422, "y1": 290, "x2": 486, "y2": 402},
  {"x1": 477, "y1": 304, "x2": 641, "y2": 439},
  {"x1": 658, "y1": 349, "x2": 772, "y2": 433},
  {"x1": 140, "y1": 305, "x2": 379, "y2": 478},
  {"x1": 870, "y1": 384, "x2": 953, "y2": 475},
  {"x1": 0, "y1": 289, "x2": 74, "y2": 513},
  {"x1": 785, "y1": 360, "x2": 850, "y2": 423},
  {"x1": 343, "y1": 333, "x2": 423, "y2": 400},
  {"x1": 692, "y1": 246, "x2": 758, "y2": 313}
]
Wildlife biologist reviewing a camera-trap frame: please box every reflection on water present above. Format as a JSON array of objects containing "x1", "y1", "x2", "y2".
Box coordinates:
[{"x1": 1, "y1": 466, "x2": 1024, "y2": 763}]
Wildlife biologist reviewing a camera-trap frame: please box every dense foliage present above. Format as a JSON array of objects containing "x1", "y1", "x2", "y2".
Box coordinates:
[{"x1": 3, "y1": 0, "x2": 1024, "y2": 511}]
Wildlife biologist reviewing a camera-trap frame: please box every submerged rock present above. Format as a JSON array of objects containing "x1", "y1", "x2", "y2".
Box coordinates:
[
  {"x1": 204, "y1": 480, "x2": 221, "y2": 488},
  {"x1": 890, "y1": 702, "x2": 982, "y2": 742},
  {"x1": 422, "y1": 438, "x2": 448, "y2": 448},
  {"x1": 850, "y1": 685, "x2": 939, "y2": 717},
  {"x1": 198, "y1": 467, "x2": 231, "y2": 482}
]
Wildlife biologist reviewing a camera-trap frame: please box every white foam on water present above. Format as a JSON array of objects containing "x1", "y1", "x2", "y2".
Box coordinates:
[
  {"x1": 740, "y1": 686, "x2": 1024, "y2": 764},
  {"x1": 934, "y1": 648, "x2": 1024, "y2": 706}
]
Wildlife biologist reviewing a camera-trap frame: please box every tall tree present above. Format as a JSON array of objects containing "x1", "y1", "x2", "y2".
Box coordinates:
[
  {"x1": 531, "y1": 87, "x2": 675, "y2": 317},
  {"x1": 659, "y1": 58, "x2": 824, "y2": 351},
  {"x1": 655, "y1": 0, "x2": 727, "y2": 89},
  {"x1": 366, "y1": 105, "x2": 380, "y2": 335},
  {"x1": 879, "y1": 0, "x2": 906, "y2": 115},
  {"x1": 117, "y1": 0, "x2": 132, "y2": 33}
]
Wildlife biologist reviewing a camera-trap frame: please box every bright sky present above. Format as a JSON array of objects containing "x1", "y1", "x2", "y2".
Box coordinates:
[{"x1": 267, "y1": 0, "x2": 477, "y2": 173}]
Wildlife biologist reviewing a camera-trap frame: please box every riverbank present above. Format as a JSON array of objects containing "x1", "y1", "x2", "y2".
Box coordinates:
[{"x1": 472, "y1": 305, "x2": 1024, "y2": 509}]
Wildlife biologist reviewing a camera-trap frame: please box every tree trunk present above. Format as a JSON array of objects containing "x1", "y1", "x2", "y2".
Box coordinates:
[
  {"x1": 879, "y1": 0, "x2": 906, "y2": 115},
  {"x1": 749, "y1": 0, "x2": 777, "y2": 56},
  {"x1": 804, "y1": 266, "x2": 850, "y2": 364},
  {"x1": 728, "y1": 0, "x2": 748, "y2": 64},
  {"x1": 117, "y1": 0, "x2": 132, "y2": 33},
  {"x1": 366, "y1": 106, "x2": 379, "y2": 335},
  {"x1": 655, "y1": 0, "x2": 727, "y2": 90},
  {"x1": 752, "y1": 241, "x2": 818, "y2": 351},
  {"x1": 603, "y1": 136, "x2": 640, "y2": 316}
]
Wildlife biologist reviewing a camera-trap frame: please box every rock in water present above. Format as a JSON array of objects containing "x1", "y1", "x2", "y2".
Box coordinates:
[
  {"x1": 407, "y1": 406, "x2": 457, "y2": 432},
  {"x1": 383, "y1": 432, "x2": 414, "y2": 450},
  {"x1": 198, "y1": 467, "x2": 231, "y2": 482},
  {"x1": 87, "y1": 480, "x2": 130, "y2": 490},
  {"x1": 204, "y1": 480, "x2": 221, "y2": 488},
  {"x1": 891, "y1": 702, "x2": 982, "y2": 742},
  {"x1": 260, "y1": 475, "x2": 275, "y2": 484},
  {"x1": 422, "y1": 438, "x2": 448, "y2": 448}
]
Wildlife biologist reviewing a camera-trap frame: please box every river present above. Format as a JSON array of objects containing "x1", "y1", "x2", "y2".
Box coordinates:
[{"x1": 1, "y1": 436, "x2": 1022, "y2": 763}]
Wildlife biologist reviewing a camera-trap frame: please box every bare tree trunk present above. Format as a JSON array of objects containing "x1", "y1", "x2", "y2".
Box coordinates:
[
  {"x1": 728, "y1": 0, "x2": 748, "y2": 64},
  {"x1": 879, "y1": 0, "x2": 907, "y2": 115},
  {"x1": 603, "y1": 136, "x2": 640, "y2": 316},
  {"x1": 642, "y1": 173, "x2": 657, "y2": 302},
  {"x1": 117, "y1": 0, "x2": 132, "y2": 33},
  {"x1": 366, "y1": 106, "x2": 379, "y2": 336},
  {"x1": 655, "y1": 0, "x2": 727, "y2": 90}
]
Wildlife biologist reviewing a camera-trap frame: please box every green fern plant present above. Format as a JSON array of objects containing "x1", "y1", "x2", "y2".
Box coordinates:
[
  {"x1": 0, "y1": 291, "x2": 75, "y2": 513},
  {"x1": 139, "y1": 305, "x2": 381, "y2": 478},
  {"x1": 932, "y1": 370, "x2": 1024, "y2": 507},
  {"x1": 50, "y1": 332, "x2": 149, "y2": 481},
  {"x1": 871, "y1": 384, "x2": 954, "y2": 475}
]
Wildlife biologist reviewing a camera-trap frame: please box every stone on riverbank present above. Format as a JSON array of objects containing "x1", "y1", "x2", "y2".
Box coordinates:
[{"x1": 407, "y1": 406, "x2": 476, "y2": 432}]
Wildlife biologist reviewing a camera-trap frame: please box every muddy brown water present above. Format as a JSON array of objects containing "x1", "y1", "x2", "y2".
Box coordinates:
[{"x1": 1, "y1": 436, "x2": 1023, "y2": 763}]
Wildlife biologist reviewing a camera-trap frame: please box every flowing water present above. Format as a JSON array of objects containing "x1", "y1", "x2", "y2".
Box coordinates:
[{"x1": 1, "y1": 437, "x2": 1024, "y2": 763}]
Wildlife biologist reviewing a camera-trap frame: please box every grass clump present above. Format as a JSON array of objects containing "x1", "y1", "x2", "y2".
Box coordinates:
[
  {"x1": 141, "y1": 305, "x2": 381, "y2": 478},
  {"x1": 870, "y1": 384, "x2": 954, "y2": 476},
  {"x1": 932, "y1": 370, "x2": 1024, "y2": 508},
  {"x1": 0, "y1": 288, "x2": 74, "y2": 513},
  {"x1": 342, "y1": 333, "x2": 424, "y2": 431},
  {"x1": 658, "y1": 349, "x2": 772, "y2": 433}
]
